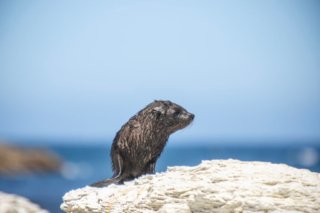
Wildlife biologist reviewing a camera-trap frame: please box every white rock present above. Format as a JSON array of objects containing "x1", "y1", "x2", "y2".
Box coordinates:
[
  {"x1": 0, "y1": 191, "x2": 49, "y2": 213},
  {"x1": 61, "y1": 159, "x2": 320, "y2": 213}
]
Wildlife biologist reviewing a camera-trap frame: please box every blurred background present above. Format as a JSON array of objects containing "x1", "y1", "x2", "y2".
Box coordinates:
[{"x1": 0, "y1": 0, "x2": 319, "y2": 212}]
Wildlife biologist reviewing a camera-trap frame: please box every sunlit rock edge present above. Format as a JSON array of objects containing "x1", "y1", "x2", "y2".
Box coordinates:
[{"x1": 61, "y1": 159, "x2": 320, "y2": 213}]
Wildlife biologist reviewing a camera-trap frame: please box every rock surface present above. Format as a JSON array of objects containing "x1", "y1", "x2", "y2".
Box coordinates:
[
  {"x1": 61, "y1": 159, "x2": 320, "y2": 213},
  {"x1": 0, "y1": 143, "x2": 62, "y2": 175},
  {"x1": 0, "y1": 191, "x2": 49, "y2": 213}
]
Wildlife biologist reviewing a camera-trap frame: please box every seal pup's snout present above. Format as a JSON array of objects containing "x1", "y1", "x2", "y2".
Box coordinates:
[{"x1": 179, "y1": 112, "x2": 194, "y2": 127}]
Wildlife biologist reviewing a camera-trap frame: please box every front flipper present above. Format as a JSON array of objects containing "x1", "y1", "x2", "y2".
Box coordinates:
[
  {"x1": 91, "y1": 152, "x2": 125, "y2": 187},
  {"x1": 90, "y1": 178, "x2": 120, "y2": 187},
  {"x1": 111, "y1": 150, "x2": 124, "y2": 179}
]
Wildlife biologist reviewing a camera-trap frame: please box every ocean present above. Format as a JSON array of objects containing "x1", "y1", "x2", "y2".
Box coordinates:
[{"x1": 0, "y1": 142, "x2": 319, "y2": 213}]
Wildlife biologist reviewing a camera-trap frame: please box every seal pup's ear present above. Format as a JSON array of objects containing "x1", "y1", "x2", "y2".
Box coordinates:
[
  {"x1": 152, "y1": 105, "x2": 165, "y2": 119},
  {"x1": 152, "y1": 106, "x2": 165, "y2": 114}
]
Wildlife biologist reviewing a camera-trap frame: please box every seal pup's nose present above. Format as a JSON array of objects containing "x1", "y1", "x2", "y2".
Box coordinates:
[{"x1": 189, "y1": 113, "x2": 195, "y2": 120}]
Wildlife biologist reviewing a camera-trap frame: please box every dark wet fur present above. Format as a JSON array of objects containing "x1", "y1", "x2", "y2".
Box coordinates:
[{"x1": 91, "y1": 100, "x2": 194, "y2": 187}]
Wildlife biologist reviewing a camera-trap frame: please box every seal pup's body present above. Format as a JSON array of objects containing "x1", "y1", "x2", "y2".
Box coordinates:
[{"x1": 91, "y1": 100, "x2": 194, "y2": 187}]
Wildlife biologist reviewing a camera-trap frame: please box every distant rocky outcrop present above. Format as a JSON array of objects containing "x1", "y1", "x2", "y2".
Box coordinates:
[
  {"x1": 0, "y1": 143, "x2": 62, "y2": 175},
  {"x1": 0, "y1": 191, "x2": 49, "y2": 213},
  {"x1": 61, "y1": 159, "x2": 320, "y2": 213}
]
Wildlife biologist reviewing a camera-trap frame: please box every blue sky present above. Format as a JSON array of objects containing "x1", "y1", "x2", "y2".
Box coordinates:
[{"x1": 0, "y1": 0, "x2": 319, "y2": 143}]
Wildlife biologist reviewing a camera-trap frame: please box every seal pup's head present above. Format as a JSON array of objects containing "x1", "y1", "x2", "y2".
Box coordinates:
[{"x1": 138, "y1": 100, "x2": 194, "y2": 134}]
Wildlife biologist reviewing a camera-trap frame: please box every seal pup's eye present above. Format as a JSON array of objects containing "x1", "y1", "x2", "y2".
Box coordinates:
[{"x1": 173, "y1": 110, "x2": 181, "y2": 117}]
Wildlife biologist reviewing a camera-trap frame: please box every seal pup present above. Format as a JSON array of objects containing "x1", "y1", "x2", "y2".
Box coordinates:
[{"x1": 91, "y1": 100, "x2": 194, "y2": 187}]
